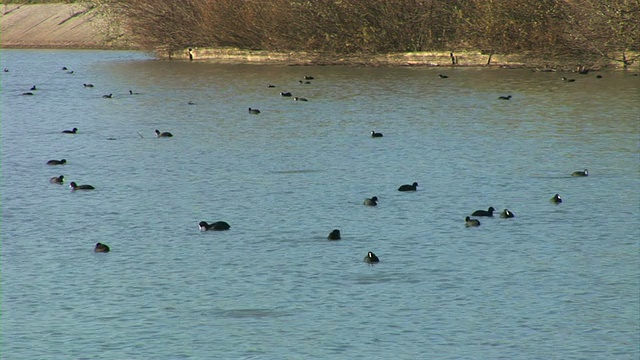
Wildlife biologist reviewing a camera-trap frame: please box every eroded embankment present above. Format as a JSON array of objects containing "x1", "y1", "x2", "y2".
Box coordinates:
[{"x1": 1, "y1": 3, "x2": 131, "y2": 49}]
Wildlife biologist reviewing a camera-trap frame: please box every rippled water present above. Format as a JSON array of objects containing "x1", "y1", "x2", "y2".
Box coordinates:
[{"x1": 1, "y1": 49, "x2": 639, "y2": 359}]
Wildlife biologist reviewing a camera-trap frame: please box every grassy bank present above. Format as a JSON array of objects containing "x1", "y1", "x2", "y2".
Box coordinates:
[{"x1": 104, "y1": 0, "x2": 639, "y2": 68}]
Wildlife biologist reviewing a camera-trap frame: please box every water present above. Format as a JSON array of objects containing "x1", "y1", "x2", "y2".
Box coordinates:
[{"x1": 1, "y1": 49, "x2": 639, "y2": 359}]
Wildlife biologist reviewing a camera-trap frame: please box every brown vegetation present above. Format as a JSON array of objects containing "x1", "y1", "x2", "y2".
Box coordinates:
[{"x1": 93, "y1": 0, "x2": 640, "y2": 66}]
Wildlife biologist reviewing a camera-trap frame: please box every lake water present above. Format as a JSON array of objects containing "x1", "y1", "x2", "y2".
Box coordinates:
[{"x1": 1, "y1": 49, "x2": 639, "y2": 359}]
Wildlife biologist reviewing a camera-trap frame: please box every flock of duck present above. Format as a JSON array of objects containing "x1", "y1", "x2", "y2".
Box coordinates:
[
  {"x1": 30, "y1": 66, "x2": 592, "y2": 262},
  {"x1": 329, "y1": 164, "x2": 587, "y2": 261},
  {"x1": 459, "y1": 169, "x2": 587, "y2": 228},
  {"x1": 30, "y1": 66, "x2": 189, "y2": 253}
]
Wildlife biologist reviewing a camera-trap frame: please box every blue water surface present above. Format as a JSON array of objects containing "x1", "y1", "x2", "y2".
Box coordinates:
[{"x1": 1, "y1": 49, "x2": 639, "y2": 359}]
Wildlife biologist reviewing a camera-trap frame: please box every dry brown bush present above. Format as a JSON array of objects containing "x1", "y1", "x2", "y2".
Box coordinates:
[{"x1": 97, "y1": 0, "x2": 639, "y2": 64}]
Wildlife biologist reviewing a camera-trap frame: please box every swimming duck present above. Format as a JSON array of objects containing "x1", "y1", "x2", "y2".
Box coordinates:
[
  {"x1": 299, "y1": 80, "x2": 311, "y2": 84},
  {"x1": 465, "y1": 216, "x2": 481, "y2": 227},
  {"x1": 70, "y1": 182, "x2": 95, "y2": 190},
  {"x1": 22, "y1": 92, "x2": 34, "y2": 96},
  {"x1": 129, "y1": 90, "x2": 140, "y2": 95},
  {"x1": 102, "y1": 93, "x2": 113, "y2": 98},
  {"x1": 364, "y1": 251, "x2": 379, "y2": 263},
  {"x1": 199, "y1": 221, "x2": 231, "y2": 231},
  {"x1": 294, "y1": 97, "x2": 308, "y2": 101},
  {"x1": 94, "y1": 242, "x2": 110, "y2": 252},
  {"x1": 50, "y1": 175, "x2": 64, "y2": 184},
  {"x1": 62, "y1": 127, "x2": 78, "y2": 134},
  {"x1": 83, "y1": 83, "x2": 94, "y2": 87},
  {"x1": 370, "y1": 130, "x2": 383, "y2": 138},
  {"x1": 363, "y1": 196, "x2": 378, "y2": 206},
  {"x1": 551, "y1": 194, "x2": 562, "y2": 204},
  {"x1": 248, "y1": 107, "x2": 261, "y2": 114},
  {"x1": 155, "y1": 129, "x2": 173, "y2": 138},
  {"x1": 303, "y1": 76, "x2": 314, "y2": 80},
  {"x1": 398, "y1": 182, "x2": 418, "y2": 191},
  {"x1": 471, "y1": 207, "x2": 495, "y2": 217},
  {"x1": 267, "y1": 84, "x2": 276, "y2": 88},
  {"x1": 46, "y1": 159, "x2": 67, "y2": 165},
  {"x1": 571, "y1": 169, "x2": 588, "y2": 177},
  {"x1": 3, "y1": 68, "x2": 8, "y2": 72},
  {"x1": 500, "y1": 209, "x2": 515, "y2": 218},
  {"x1": 498, "y1": 95, "x2": 512, "y2": 100},
  {"x1": 438, "y1": 74, "x2": 449, "y2": 78},
  {"x1": 561, "y1": 77, "x2": 576, "y2": 82},
  {"x1": 327, "y1": 229, "x2": 341, "y2": 240},
  {"x1": 30, "y1": 85, "x2": 37, "y2": 91},
  {"x1": 280, "y1": 91, "x2": 292, "y2": 97}
]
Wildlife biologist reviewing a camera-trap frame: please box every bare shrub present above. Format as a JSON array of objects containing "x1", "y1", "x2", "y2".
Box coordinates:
[{"x1": 98, "y1": 0, "x2": 639, "y2": 64}]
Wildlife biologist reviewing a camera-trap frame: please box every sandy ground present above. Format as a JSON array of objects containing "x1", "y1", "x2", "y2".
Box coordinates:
[{"x1": 1, "y1": 4, "x2": 127, "y2": 49}]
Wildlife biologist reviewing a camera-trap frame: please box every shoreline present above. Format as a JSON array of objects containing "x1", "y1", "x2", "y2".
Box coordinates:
[{"x1": 2, "y1": 4, "x2": 638, "y2": 71}]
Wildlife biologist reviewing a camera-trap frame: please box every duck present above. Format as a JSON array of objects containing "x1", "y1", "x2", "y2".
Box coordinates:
[
  {"x1": 363, "y1": 196, "x2": 378, "y2": 206},
  {"x1": 596, "y1": 75, "x2": 603, "y2": 79},
  {"x1": 83, "y1": 83, "x2": 94, "y2": 87},
  {"x1": 94, "y1": 242, "x2": 110, "y2": 252},
  {"x1": 267, "y1": 84, "x2": 276, "y2": 88},
  {"x1": 551, "y1": 193, "x2": 562, "y2": 204},
  {"x1": 22, "y1": 92, "x2": 34, "y2": 96},
  {"x1": 129, "y1": 90, "x2": 140, "y2": 95},
  {"x1": 46, "y1": 159, "x2": 67, "y2": 165},
  {"x1": 498, "y1": 95, "x2": 512, "y2": 100},
  {"x1": 280, "y1": 91, "x2": 292, "y2": 97},
  {"x1": 67, "y1": 70, "x2": 74, "y2": 74},
  {"x1": 327, "y1": 229, "x2": 341, "y2": 240},
  {"x1": 500, "y1": 209, "x2": 515, "y2": 218},
  {"x1": 294, "y1": 97, "x2": 308, "y2": 101},
  {"x1": 364, "y1": 251, "x2": 379, "y2": 263},
  {"x1": 3, "y1": 68, "x2": 8, "y2": 72},
  {"x1": 571, "y1": 169, "x2": 588, "y2": 177},
  {"x1": 248, "y1": 107, "x2": 261, "y2": 114},
  {"x1": 199, "y1": 221, "x2": 231, "y2": 231},
  {"x1": 62, "y1": 66, "x2": 68, "y2": 70},
  {"x1": 561, "y1": 77, "x2": 576, "y2": 82},
  {"x1": 62, "y1": 127, "x2": 78, "y2": 134},
  {"x1": 303, "y1": 76, "x2": 314, "y2": 80},
  {"x1": 471, "y1": 207, "x2": 495, "y2": 217},
  {"x1": 70, "y1": 182, "x2": 95, "y2": 190},
  {"x1": 188, "y1": 101, "x2": 196, "y2": 105},
  {"x1": 438, "y1": 74, "x2": 449, "y2": 78},
  {"x1": 398, "y1": 182, "x2": 418, "y2": 191},
  {"x1": 49, "y1": 175, "x2": 64, "y2": 184},
  {"x1": 465, "y1": 216, "x2": 481, "y2": 227},
  {"x1": 370, "y1": 130, "x2": 383, "y2": 138},
  {"x1": 155, "y1": 129, "x2": 173, "y2": 138},
  {"x1": 299, "y1": 80, "x2": 311, "y2": 84},
  {"x1": 30, "y1": 85, "x2": 37, "y2": 91},
  {"x1": 102, "y1": 93, "x2": 113, "y2": 98}
]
